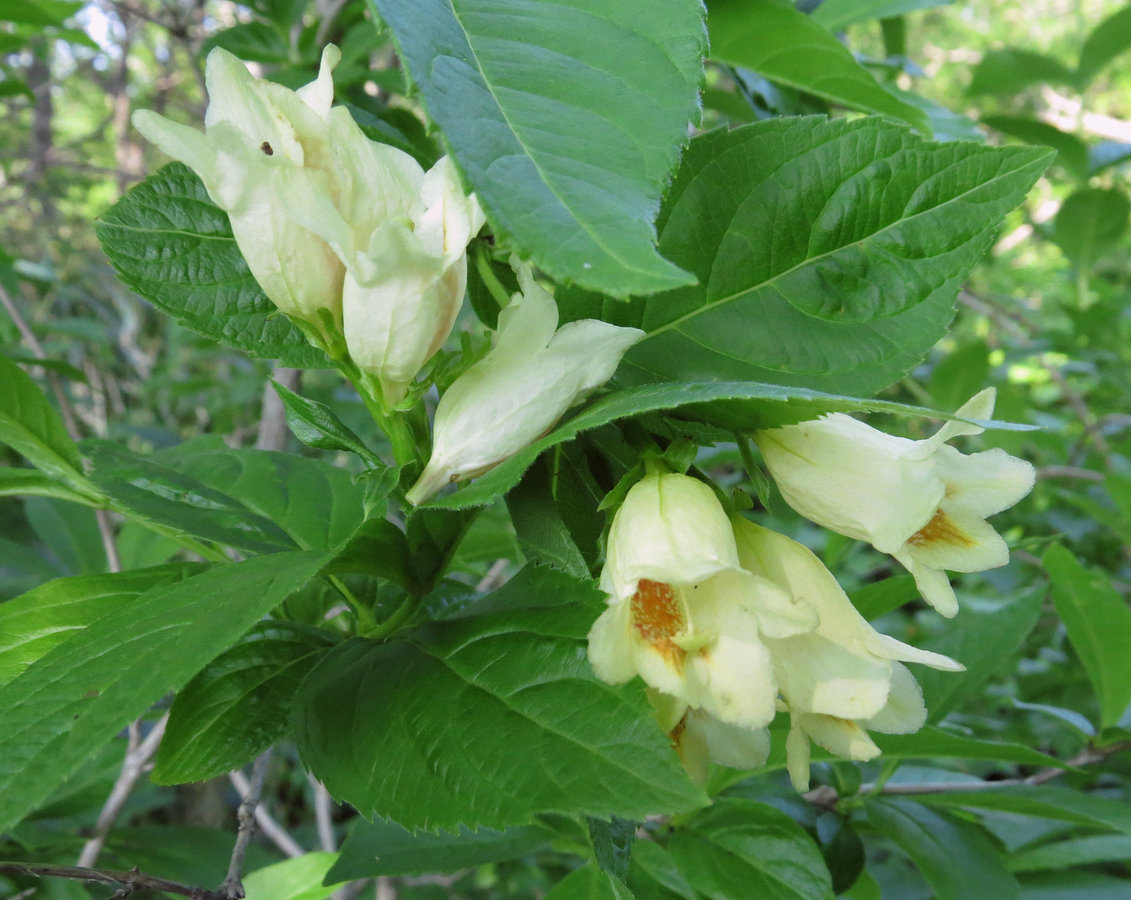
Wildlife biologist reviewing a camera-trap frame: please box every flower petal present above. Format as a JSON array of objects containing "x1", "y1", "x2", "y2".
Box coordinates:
[
  {"x1": 586, "y1": 601, "x2": 637, "y2": 685},
  {"x1": 892, "y1": 547, "x2": 959, "y2": 617},
  {"x1": 930, "y1": 387, "x2": 996, "y2": 445},
  {"x1": 905, "y1": 507, "x2": 1010, "y2": 573},
  {"x1": 867, "y1": 663, "x2": 928, "y2": 734},
  {"x1": 684, "y1": 710, "x2": 771, "y2": 770},
  {"x1": 934, "y1": 445, "x2": 1036, "y2": 520}
]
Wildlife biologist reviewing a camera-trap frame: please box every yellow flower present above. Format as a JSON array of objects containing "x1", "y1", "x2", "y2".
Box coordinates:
[{"x1": 755, "y1": 389, "x2": 1035, "y2": 616}]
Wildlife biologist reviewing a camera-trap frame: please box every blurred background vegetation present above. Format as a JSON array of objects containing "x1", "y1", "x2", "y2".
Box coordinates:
[{"x1": 1, "y1": 1, "x2": 1129, "y2": 897}]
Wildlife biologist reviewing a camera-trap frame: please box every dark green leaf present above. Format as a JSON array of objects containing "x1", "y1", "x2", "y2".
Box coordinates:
[
  {"x1": 967, "y1": 48, "x2": 1076, "y2": 97},
  {"x1": 1077, "y1": 4, "x2": 1131, "y2": 86},
  {"x1": 1044, "y1": 543, "x2": 1131, "y2": 729},
  {"x1": 708, "y1": 0, "x2": 928, "y2": 130},
  {"x1": 95, "y1": 163, "x2": 329, "y2": 368},
  {"x1": 271, "y1": 379, "x2": 385, "y2": 468},
  {"x1": 0, "y1": 549, "x2": 333, "y2": 832},
  {"x1": 981, "y1": 116, "x2": 1090, "y2": 181},
  {"x1": 0, "y1": 0, "x2": 82, "y2": 25},
  {"x1": 506, "y1": 464, "x2": 591, "y2": 579},
  {"x1": 153, "y1": 621, "x2": 337, "y2": 784},
  {"x1": 872, "y1": 727, "x2": 1068, "y2": 769},
  {"x1": 293, "y1": 572, "x2": 705, "y2": 830},
  {"x1": 582, "y1": 119, "x2": 1050, "y2": 397},
  {"x1": 328, "y1": 820, "x2": 550, "y2": 880},
  {"x1": 1051, "y1": 186, "x2": 1131, "y2": 269},
  {"x1": 200, "y1": 22, "x2": 292, "y2": 64},
  {"x1": 0, "y1": 356, "x2": 97, "y2": 498},
  {"x1": 866, "y1": 799, "x2": 1020, "y2": 900},
  {"x1": 628, "y1": 840, "x2": 696, "y2": 900},
  {"x1": 917, "y1": 587, "x2": 1043, "y2": 722},
  {"x1": 917, "y1": 786, "x2": 1131, "y2": 837},
  {"x1": 667, "y1": 798, "x2": 833, "y2": 900},
  {"x1": 422, "y1": 381, "x2": 1035, "y2": 510},
  {"x1": 373, "y1": 0, "x2": 702, "y2": 296},
  {"x1": 1009, "y1": 834, "x2": 1131, "y2": 873},
  {"x1": 589, "y1": 817, "x2": 636, "y2": 880},
  {"x1": 0, "y1": 467, "x2": 94, "y2": 504},
  {"x1": 850, "y1": 575, "x2": 919, "y2": 620},
  {"x1": 0, "y1": 78, "x2": 33, "y2": 100},
  {"x1": 545, "y1": 866, "x2": 635, "y2": 900},
  {"x1": 25, "y1": 496, "x2": 107, "y2": 575},
  {"x1": 0, "y1": 565, "x2": 198, "y2": 687}
]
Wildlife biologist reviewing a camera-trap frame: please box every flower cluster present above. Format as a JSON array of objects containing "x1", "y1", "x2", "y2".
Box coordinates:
[
  {"x1": 588, "y1": 397, "x2": 1033, "y2": 789},
  {"x1": 134, "y1": 48, "x2": 642, "y2": 497}
]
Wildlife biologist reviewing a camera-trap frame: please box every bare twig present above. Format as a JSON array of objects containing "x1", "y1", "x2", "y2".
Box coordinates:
[
  {"x1": 77, "y1": 714, "x2": 169, "y2": 867},
  {"x1": 475, "y1": 558, "x2": 510, "y2": 593},
  {"x1": 256, "y1": 367, "x2": 300, "y2": 451},
  {"x1": 0, "y1": 862, "x2": 218, "y2": 899},
  {"x1": 228, "y1": 768, "x2": 305, "y2": 859},
  {"x1": 1042, "y1": 356, "x2": 1113, "y2": 469},
  {"x1": 312, "y1": 777, "x2": 336, "y2": 852},
  {"x1": 221, "y1": 753, "x2": 271, "y2": 899},
  {"x1": 1038, "y1": 465, "x2": 1104, "y2": 482}
]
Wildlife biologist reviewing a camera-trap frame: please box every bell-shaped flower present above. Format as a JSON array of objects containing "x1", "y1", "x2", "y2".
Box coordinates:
[
  {"x1": 651, "y1": 690, "x2": 771, "y2": 785},
  {"x1": 732, "y1": 517, "x2": 961, "y2": 724},
  {"x1": 132, "y1": 46, "x2": 346, "y2": 334},
  {"x1": 281, "y1": 133, "x2": 485, "y2": 405},
  {"x1": 405, "y1": 268, "x2": 643, "y2": 505},
  {"x1": 755, "y1": 389, "x2": 1036, "y2": 616},
  {"x1": 586, "y1": 473, "x2": 816, "y2": 732},
  {"x1": 784, "y1": 663, "x2": 929, "y2": 791}
]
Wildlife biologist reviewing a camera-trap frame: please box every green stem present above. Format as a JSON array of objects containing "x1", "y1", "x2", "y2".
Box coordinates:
[
  {"x1": 475, "y1": 248, "x2": 513, "y2": 308},
  {"x1": 327, "y1": 574, "x2": 377, "y2": 632},
  {"x1": 336, "y1": 357, "x2": 419, "y2": 471},
  {"x1": 361, "y1": 593, "x2": 421, "y2": 641}
]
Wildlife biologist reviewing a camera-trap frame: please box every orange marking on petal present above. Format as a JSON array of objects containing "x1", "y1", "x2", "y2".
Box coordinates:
[
  {"x1": 631, "y1": 579, "x2": 686, "y2": 666},
  {"x1": 907, "y1": 508, "x2": 976, "y2": 548}
]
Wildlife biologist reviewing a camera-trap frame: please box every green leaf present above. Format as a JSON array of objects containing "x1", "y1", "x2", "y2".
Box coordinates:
[
  {"x1": 25, "y1": 497, "x2": 107, "y2": 575},
  {"x1": 849, "y1": 574, "x2": 919, "y2": 620},
  {"x1": 0, "y1": 356, "x2": 97, "y2": 499},
  {"x1": 582, "y1": 118, "x2": 1050, "y2": 397},
  {"x1": 95, "y1": 163, "x2": 329, "y2": 368},
  {"x1": 152, "y1": 621, "x2": 337, "y2": 785},
  {"x1": 200, "y1": 22, "x2": 293, "y2": 64},
  {"x1": 243, "y1": 852, "x2": 343, "y2": 900},
  {"x1": 628, "y1": 840, "x2": 696, "y2": 900},
  {"x1": 708, "y1": 0, "x2": 928, "y2": 131},
  {"x1": 0, "y1": 0, "x2": 82, "y2": 25},
  {"x1": 1009, "y1": 834, "x2": 1131, "y2": 873},
  {"x1": 866, "y1": 799, "x2": 1020, "y2": 900},
  {"x1": 372, "y1": 0, "x2": 702, "y2": 297},
  {"x1": 1051, "y1": 186, "x2": 1131, "y2": 269},
  {"x1": 967, "y1": 48, "x2": 1076, "y2": 97},
  {"x1": 917, "y1": 786, "x2": 1131, "y2": 837},
  {"x1": 1017, "y1": 870, "x2": 1131, "y2": 899},
  {"x1": 916, "y1": 587, "x2": 1044, "y2": 723},
  {"x1": 422, "y1": 381, "x2": 1034, "y2": 510},
  {"x1": 506, "y1": 464, "x2": 591, "y2": 579},
  {"x1": 666, "y1": 798, "x2": 833, "y2": 900},
  {"x1": 292, "y1": 569, "x2": 705, "y2": 830},
  {"x1": 0, "y1": 549, "x2": 332, "y2": 833},
  {"x1": 328, "y1": 820, "x2": 550, "y2": 880},
  {"x1": 810, "y1": 0, "x2": 953, "y2": 29},
  {"x1": 589, "y1": 817, "x2": 636, "y2": 880},
  {"x1": 0, "y1": 565, "x2": 198, "y2": 687},
  {"x1": 0, "y1": 467, "x2": 95, "y2": 504},
  {"x1": 1044, "y1": 543, "x2": 1131, "y2": 729},
  {"x1": 0, "y1": 78, "x2": 33, "y2": 100},
  {"x1": 872, "y1": 727, "x2": 1069, "y2": 769},
  {"x1": 1077, "y1": 4, "x2": 1131, "y2": 86},
  {"x1": 980, "y1": 116, "x2": 1090, "y2": 181},
  {"x1": 271, "y1": 379, "x2": 385, "y2": 468},
  {"x1": 545, "y1": 866, "x2": 635, "y2": 900}
]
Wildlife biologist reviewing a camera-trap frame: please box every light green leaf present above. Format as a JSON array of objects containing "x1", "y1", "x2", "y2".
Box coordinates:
[
  {"x1": 0, "y1": 0, "x2": 82, "y2": 26},
  {"x1": 243, "y1": 852, "x2": 343, "y2": 900},
  {"x1": 707, "y1": 0, "x2": 928, "y2": 130},
  {"x1": 0, "y1": 466, "x2": 95, "y2": 504},
  {"x1": 271, "y1": 380, "x2": 385, "y2": 468},
  {"x1": 872, "y1": 727, "x2": 1069, "y2": 769},
  {"x1": 328, "y1": 820, "x2": 550, "y2": 880},
  {"x1": 917, "y1": 588, "x2": 1044, "y2": 723},
  {"x1": 293, "y1": 569, "x2": 705, "y2": 830},
  {"x1": 867, "y1": 799, "x2": 1020, "y2": 900},
  {"x1": 0, "y1": 565, "x2": 198, "y2": 687},
  {"x1": 1044, "y1": 543, "x2": 1131, "y2": 729},
  {"x1": 372, "y1": 0, "x2": 702, "y2": 297},
  {"x1": 0, "y1": 549, "x2": 333, "y2": 833},
  {"x1": 810, "y1": 0, "x2": 953, "y2": 29},
  {"x1": 1051, "y1": 186, "x2": 1131, "y2": 269},
  {"x1": 95, "y1": 164, "x2": 329, "y2": 368},
  {"x1": 981, "y1": 116, "x2": 1090, "y2": 181},
  {"x1": 576, "y1": 118, "x2": 1050, "y2": 396},
  {"x1": 1077, "y1": 4, "x2": 1131, "y2": 86},
  {"x1": 968, "y1": 48, "x2": 1076, "y2": 97},
  {"x1": 917, "y1": 786, "x2": 1131, "y2": 837},
  {"x1": 1009, "y1": 834, "x2": 1131, "y2": 873},
  {"x1": 545, "y1": 866, "x2": 635, "y2": 900},
  {"x1": 1017, "y1": 871, "x2": 1131, "y2": 899},
  {"x1": 667, "y1": 798, "x2": 833, "y2": 900},
  {"x1": 152, "y1": 621, "x2": 337, "y2": 785},
  {"x1": 0, "y1": 356, "x2": 98, "y2": 499},
  {"x1": 422, "y1": 380, "x2": 1034, "y2": 510}
]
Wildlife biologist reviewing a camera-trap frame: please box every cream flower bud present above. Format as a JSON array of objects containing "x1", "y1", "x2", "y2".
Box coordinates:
[
  {"x1": 132, "y1": 46, "x2": 346, "y2": 331},
  {"x1": 755, "y1": 389, "x2": 1036, "y2": 616},
  {"x1": 405, "y1": 268, "x2": 643, "y2": 505}
]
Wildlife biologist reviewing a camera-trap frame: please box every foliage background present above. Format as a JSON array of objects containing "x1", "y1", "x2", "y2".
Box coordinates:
[{"x1": 1, "y1": 0, "x2": 1130, "y2": 898}]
